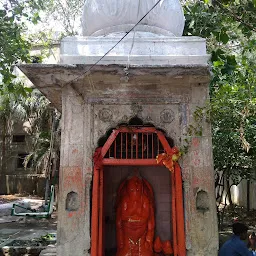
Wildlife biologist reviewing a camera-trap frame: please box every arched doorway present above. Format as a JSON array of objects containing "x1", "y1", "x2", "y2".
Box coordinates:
[{"x1": 91, "y1": 126, "x2": 186, "y2": 256}]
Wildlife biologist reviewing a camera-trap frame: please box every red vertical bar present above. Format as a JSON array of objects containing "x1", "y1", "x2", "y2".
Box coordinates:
[
  {"x1": 157, "y1": 137, "x2": 160, "y2": 155},
  {"x1": 131, "y1": 133, "x2": 133, "y2": 159},
  {"x1": 98, "y1": 168, "x2": 104, "y2": 256},
  {"x1": 114, "y1": 139, "x2": 116, "y2": 158},
  {"x1": 142, "y1": 134, "x2": 144, "y2": 159},
  {"x1": 147, "y1": 133, "x2": 149, "y2": 158},
  {"x1": 126, "y1": 133, "x2": 128, "y2": 159},
  {"x1": 157, "y1": 131, "x2": 184, "y2": 256},
  {"x1": 152, "y1": 133, "x2": 154, "y2": 158},
  {"x1": 175, "y1": 163, "x2": 186, "y2": 256},
  {"x1": 172, "y1": 171, "x2": 178, "y2": 256},
  {"x1": 136, "y1": 133, "x2": 138, "y2": 159},
  {"x1": 91, "y1": 166, "x2": 100, "y2": 256},
  {"x1": 102, "y1": 169, "x2": 105, "y2": 256},
  {"x1": 121, "y1": 133, "x2": 123, "y2": 159}
]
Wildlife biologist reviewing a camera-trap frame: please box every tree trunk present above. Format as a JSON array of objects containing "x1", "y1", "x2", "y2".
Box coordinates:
[
  {"x1": 226, "y1": 177, "x2": 233, "y2": 210},
  {"x1": 216, "y1": 173, "x2": 225, "y2": 230},
  {"x1": 45, "y1": 178, "x2": 50, "y2": 205},
  {"x1": 1, "y1": 116, "x2": 6, "y2": 174},
  {"x1": 247, "y1": 180, "x2": 250, "y2": 212},
  {"x1": 0, "y1": 116, "x2": 7, "y2": 194}
]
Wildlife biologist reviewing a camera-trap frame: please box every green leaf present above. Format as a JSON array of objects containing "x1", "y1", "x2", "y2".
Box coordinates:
[
  {"x1": 24, "y1": 87, "x2": 33, "y2": 93},
  {"x1": 213, "y1": 60, "x2": 224, "y2": 67},
  {"x1": 220, "y1": 31, "x2": 229, "y2": 44}
]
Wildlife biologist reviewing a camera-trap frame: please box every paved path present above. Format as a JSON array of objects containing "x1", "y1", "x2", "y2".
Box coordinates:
[
  {"x1": 0, "y1": 221, "x2": 57, "y2": 245},
  {"x1": 0, "y1": 199, "x2": 57, "y2": 255}
]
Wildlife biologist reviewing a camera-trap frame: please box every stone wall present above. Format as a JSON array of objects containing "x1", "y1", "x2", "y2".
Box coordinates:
[
  {"x1": 231, "y1": 178, "x2": 256, "y2": 210},
  {"x1": 0, "y1": 120, "x2": 44, "y2": 195},
  {"x1": 57, "y1": 66, "x2": 218, "y2": 256},
  {"x1": 5, "y1": 174, "x2": 45, "y2": 196}
]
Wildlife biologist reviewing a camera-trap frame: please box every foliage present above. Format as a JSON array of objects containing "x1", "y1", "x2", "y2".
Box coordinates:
[
  {"x1": 14, "y1": 89, "x2": 60, "y2": 174},
  {"x1": 0, "y1": 0, "x2": 46, "y2": 95},
  {"x1": 37, "y1": 0, "x2": 84, "y2": 38},
  {"x1": 0, "y1": 88, "x2": 60, "y2": 175},
  {"x1": 184, "y1": 0, "x2": 256, "y2": 181},
  {"x1": 183, "y1": 0, "x2": 256, "y2": 224},
  {"x1": 0, "y1": 0, "x2": 61, "y2": 179},
  {"x1": 211, "y1": 64, "x2": 256, "y2": 182},
  {"x1": 24, "y1": 107, "x2": 61, "y2": 175}
]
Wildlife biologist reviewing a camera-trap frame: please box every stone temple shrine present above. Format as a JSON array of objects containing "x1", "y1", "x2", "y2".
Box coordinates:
[{"x1": 19, "y1": 0, "x2": 219, "y2": 255}]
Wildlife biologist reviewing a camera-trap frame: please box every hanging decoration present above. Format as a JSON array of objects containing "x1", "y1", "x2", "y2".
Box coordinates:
[{"x1": 156, "y1": 146, "x2": 181, "y2": 172}]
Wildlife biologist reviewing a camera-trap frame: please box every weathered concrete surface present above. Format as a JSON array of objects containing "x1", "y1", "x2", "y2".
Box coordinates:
[
  {"x1": 60, "y1": 35, "x2": 209, "y2": 65},
  {"x1": 18, "y1": 64, "x2": 210, "y2": 111},
  {"x1": 57, "y1": 86, "x2": 92, "y2": 256},
  {"x1": 20, "y1": 63, "x2": 218, "y2": 255}
]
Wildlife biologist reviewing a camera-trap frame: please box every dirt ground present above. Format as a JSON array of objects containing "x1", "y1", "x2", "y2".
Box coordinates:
[
  {"x1": 1, "y1": 193, "x2": 255, "y2": 253},
  {"x1": 0, "y1": 195, "x2": 57, "y2": 256},
  {"x1": 0, "y1": 195, "x2": 43, "y2": 204},
  {"x1": 218, "y1": 205, "x2": 256, "y2": 248},
  {"x1": 220, "y1": 205, "x2": 256, "y2": 231}
]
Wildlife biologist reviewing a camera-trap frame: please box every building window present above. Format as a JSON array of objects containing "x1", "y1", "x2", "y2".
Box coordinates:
[
  {"x1": 17, "y1": 153, "x2": 31, "y2": 169},
  {"x1": 13, "y1": 135, "x2": 26, "y2": 143}
]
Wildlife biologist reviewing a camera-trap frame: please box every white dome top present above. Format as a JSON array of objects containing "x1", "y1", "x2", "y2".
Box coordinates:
[{"x1": 82, "y1": 0, "x2": 185, "y2": 37}]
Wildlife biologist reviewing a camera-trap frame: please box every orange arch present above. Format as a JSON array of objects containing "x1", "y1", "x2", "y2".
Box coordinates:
[{"x1": 91, "y1": 126, "x2": 186, "y2": 256}]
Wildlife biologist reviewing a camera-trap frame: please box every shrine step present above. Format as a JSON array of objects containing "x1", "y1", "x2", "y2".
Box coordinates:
[{"x1": 39, "y1": 245, "x2": 56, "y2": 256}]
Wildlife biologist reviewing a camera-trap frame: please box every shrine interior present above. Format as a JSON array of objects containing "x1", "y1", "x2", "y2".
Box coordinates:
[{"x1": 104, "y1": 165, "x2": 172, "y2": 255}]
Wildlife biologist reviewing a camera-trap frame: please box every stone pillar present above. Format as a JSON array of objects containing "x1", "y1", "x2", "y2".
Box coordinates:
[
  {"x1": 57, "y1": 86, "x2": 92, "y2": 256},
  {"x1": 182, "y1": 82, "x2": 218, "y2": 256}
]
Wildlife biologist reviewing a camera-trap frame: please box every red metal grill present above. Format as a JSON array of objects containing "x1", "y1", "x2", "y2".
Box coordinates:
[
  {"x1": 101, "y1": 127, "x2": 169, "y2": 166},
  {"x1": 106, "y1": 130, "x2": 165, "y2": 159}
]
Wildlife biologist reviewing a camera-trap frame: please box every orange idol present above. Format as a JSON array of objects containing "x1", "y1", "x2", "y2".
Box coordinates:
[{"x1": 116, "y1": 175, "x2": 155, "y2": 256}]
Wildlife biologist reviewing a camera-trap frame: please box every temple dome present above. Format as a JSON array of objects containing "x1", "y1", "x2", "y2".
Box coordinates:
[{"x1": 82, "y1": 0, "x2": 185, "y2": 37}]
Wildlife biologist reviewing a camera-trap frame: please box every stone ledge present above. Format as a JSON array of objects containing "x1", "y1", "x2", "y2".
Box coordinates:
[
  {"x1": 18, "y1": 63, "x2": 210, "y2": 111},
  {"x1": 60, "y1": 36, "x2": 209, "y2": 66}
]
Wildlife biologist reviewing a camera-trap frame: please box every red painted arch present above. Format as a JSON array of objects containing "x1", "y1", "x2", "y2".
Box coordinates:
[{"x1": 91, "y1": 126, "x2": 186, "y2": 256}]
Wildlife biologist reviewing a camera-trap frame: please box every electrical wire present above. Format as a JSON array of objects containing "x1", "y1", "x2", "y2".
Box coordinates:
[
  {"x1": 65, "y1": 0, "x2": 163, "y2": 86},
  {"x1": 125, "y1": 0, "x2": 142, "y2": 73}
]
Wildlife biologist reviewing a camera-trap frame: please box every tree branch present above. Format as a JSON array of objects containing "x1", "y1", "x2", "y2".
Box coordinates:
[{"x1": 214, "y1": 0, "x2": 256, "y2": 33}]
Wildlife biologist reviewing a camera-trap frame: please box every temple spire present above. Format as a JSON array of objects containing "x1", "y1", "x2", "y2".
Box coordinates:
[{"x1": 82, "y1": 0, "x2": 185, "y2": 37}]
